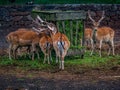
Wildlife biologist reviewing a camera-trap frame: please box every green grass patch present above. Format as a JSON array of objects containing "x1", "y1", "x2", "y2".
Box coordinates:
[{"x1": 0, "y1": 51, "x2": 120, "y2": 74}]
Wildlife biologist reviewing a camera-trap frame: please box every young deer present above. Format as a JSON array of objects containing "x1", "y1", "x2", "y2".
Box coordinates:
[
  {"x1": 39, "y1": 33, "x2": 53, "y2": 64},
  {"x1": 36, "y1": 16, "x2": 70, "y2": 70},
  {"x1": 88, "y1": 10, "x2": 115, "y2": 57}
]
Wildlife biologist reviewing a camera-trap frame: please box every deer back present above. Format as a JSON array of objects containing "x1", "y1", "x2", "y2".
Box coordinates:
[
  {"x1": 96, "y1": 26, "x2": 115, "y2": 41},
  {"x1": 6, "y1": 28, "x2": 29, "y2": 44}
]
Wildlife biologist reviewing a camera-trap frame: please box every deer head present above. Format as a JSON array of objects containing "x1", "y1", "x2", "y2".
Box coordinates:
[
  {"x1": 88, "y1": 10, "x2": 105, "y2": 30},
  {"x1": 36, "y1": 15, "x2": 58, "y2": 35}
]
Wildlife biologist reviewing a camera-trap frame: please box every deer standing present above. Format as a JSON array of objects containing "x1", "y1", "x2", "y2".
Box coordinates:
[
  {"x1": 36, "y1": 16, "x2": 70, "y2": 70},
  {"x1": 47, "y1": 23, "x2": 70, "y2": 70},
  {"x1": 88, "y1": 10, "x2": 115, "y2": 57},
  {"x1": 6, "y1": 15, "x2": 49, "y2": 60},
  {"x1": 6, "y1": 29, "x2": 30, "y2": 60},
  {"x1": 6, "y1": 26, "x2": 47, "y2": 60},
  {"x1": 84, "y1": 28, "x2": 94, "y2": 54},
  {"x1": 33, "y1": 24, "x2": 53, "y2": 64},
  {"x1": 39, "y1": 34, "x2": 53, "y2": 64}
]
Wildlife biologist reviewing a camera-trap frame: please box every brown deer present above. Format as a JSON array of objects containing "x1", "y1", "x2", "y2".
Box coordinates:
[
  {"x1": 46, "y1": 23, "x2": 70, "y2": 70},
  {"x1": 88, "y1": 10, "x2": 115, "y2": 57},
  {"x1": 39, "y1": 34, "x2": 53, "y2": 64},
  {"x1": 6, "y1": 26, "x2": 47, "y2": 60},
  {"x1": 36, "y1": 16, "x2": 70, "y2": 70},
  {"x1": 6, "y1": 29, "x2": 29, "y2": 60},
  {"x1": 6, "y1": 15, "x2": 48, "y2": 60},
  {"x1": 84, "y1": 28, "x2": 94, "y2": 55},
  {"x1": 33, "y1": 26, "x2": 53, "y2": 64}
]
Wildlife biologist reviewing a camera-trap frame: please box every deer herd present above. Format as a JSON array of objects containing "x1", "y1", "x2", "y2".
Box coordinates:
[{"x1": 6, "y1": 10, "x2": 115, "y2": 70}]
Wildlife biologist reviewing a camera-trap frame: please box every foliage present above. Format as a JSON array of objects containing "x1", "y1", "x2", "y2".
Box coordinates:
[{"x1": 57, "y1": 20, "x2": 83, "y2": 47}]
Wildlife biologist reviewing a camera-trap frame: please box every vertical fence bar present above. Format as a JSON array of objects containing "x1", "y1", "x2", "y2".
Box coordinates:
[
  {"x1": 75, "y1": 20, "x2": 79, "y2": 46},
  {"x1": 56, "y1": 21, "x2": 59, "y2": 31},
  {"x1": 82, "y1": 20, "x2": 85, "y2": 46},
  {"x1": 62, "y1": 21, "x2": 66, "y2": 34}
]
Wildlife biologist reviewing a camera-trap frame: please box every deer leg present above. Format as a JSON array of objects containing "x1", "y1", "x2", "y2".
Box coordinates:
[
  {"x1": 43, "y1": 54, "x2": 46, "y2": 64},
  {"x1": 55, "y1": 51, "x2": 59, "y2": 63},
  {"x1": 107, "y1": 41, "x2": 111, "y2": 56},
  {"x1": 47, "y1": 54, "x2": 50, "y2": 64},
  {"x1": 61, "y1": 57, "x2": 64, "y2": 70},
  {"x1": 31, "y1": 44, "x2": 35, "y2": 60},
  {"x1": 13, "y1": 45, "x2": 18, "y2": 59},
  {"x1": 90, "y1": 39, "x2": 94, "y2": 56},
  {"x1": 17, "y1": 47, "x2": 21, "y2": 56},
  {"x1": 26, "y1": 46, "x2": 32, "y2": 59},
  {"x1": 59, "y1": 59, "x2": 62, "y2": 69},
  {"x1": 111, "y1": 40, "x2": 115, "y2": 56},
  {"x1": 8, "y1": 44, "x2": 13, "y2": 60},
  {"x1": 36, "y1": 49, "x2": 40, "y2": 60},
  {"x1": 99, "y1": 40, "x2": 103, "y2": 57},
  {"x1": 50, "y1": 51, "x2": 53, "y2": 62}
]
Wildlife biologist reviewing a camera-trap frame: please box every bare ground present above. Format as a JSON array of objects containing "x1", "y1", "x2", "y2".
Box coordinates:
[
  {"x1": 0, "y1": 66, "x2": 119, "y2": 90},
  {"x1": 0, "y1": 44, "x2": 120, "y2": 90}
]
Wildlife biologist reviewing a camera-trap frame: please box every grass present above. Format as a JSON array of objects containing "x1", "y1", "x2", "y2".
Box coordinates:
[{"x1": 0, "y1": 51, "x2": 120, "y2": 74}]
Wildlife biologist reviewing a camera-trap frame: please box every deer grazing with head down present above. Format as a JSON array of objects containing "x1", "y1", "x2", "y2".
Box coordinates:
[
  {"x1": 6, "y1": 28, "x2": 30, "y2": 60},
  {"x1": 6, "y1": 16, "x2": 48, "y2": 60},
  {"x1": 37, "y1": 16, "x2": 70, "y2": 70},
  {"x1": 87, "y1": 10, "x2": 115, "y2": 57}
]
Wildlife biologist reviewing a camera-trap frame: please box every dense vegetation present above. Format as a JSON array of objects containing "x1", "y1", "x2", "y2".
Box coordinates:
[{"x1": 0, "y1": 0, "x2": 119, "y2": 5}]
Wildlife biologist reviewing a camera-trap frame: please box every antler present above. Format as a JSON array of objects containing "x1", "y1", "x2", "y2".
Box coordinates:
[
  {"x1": 36, "y1": 15, "x2": 44, "y2": 23},
  {"x1": 88, "y1": 10, "x2": 95, "y2": 23},
  {"x1": 35, "y1": 16, "x2": 58, "y2": 34},
  {"x1": 27, "y1": 15, "x2": 41, "y2": 25},
  {"x1": 98, "y1": 11, "x2": 105, "y2": 23}
]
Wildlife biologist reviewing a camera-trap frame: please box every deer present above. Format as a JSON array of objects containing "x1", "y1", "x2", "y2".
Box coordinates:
[
  {"x1": 36, "y1": 16, "x2": 70, "y2": 70},
  {"x1": 87, "y1": 10, "x2": 115, "y2": 57},
  {"x1": 34, "y1": 26, "x2": 53, "y2": 64},
  {"x1": 6, "y1": 28, "x2": 30, "y2": 60},
  {"x1": 39, "y1": 33, "x2": 53, "y2": 64},
  {"x1": 6, "y1": 27, "x2": 48, "y2": 60},
  {"x1": 6, "y1": 15, "x2": 49, "y2": 60},
  {"x1": 83, "y1": 28, "x2": 94, "y2": 54}
]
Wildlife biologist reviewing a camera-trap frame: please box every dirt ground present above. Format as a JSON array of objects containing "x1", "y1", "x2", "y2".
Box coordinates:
[
  {"x1": 0, "y1": 44, "x2": 120, "y2": 90},
  {"x1": 0, "y1": 66, "x2": 119, "y2": 90}
]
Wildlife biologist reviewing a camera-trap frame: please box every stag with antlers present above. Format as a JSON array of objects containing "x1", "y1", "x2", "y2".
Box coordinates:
[
  {"x1": 87, "y1": 10, "x2": 115, "y2": 57},
  {"x1": 36, "y1": 16, "x2": 70, "y2": 70}
]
